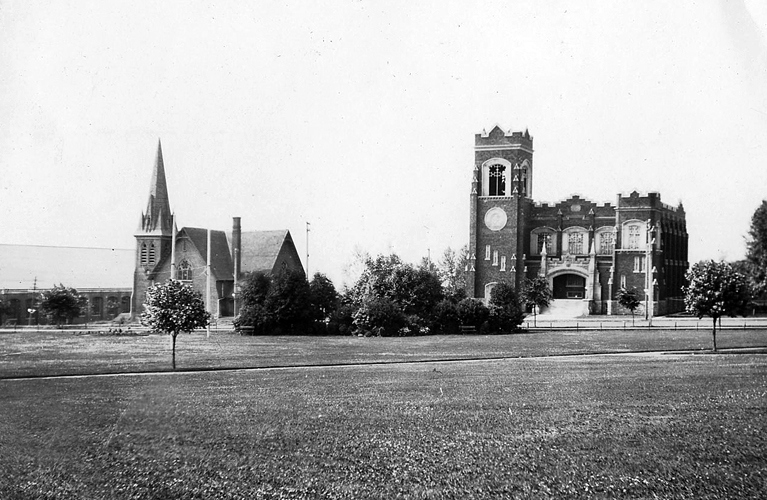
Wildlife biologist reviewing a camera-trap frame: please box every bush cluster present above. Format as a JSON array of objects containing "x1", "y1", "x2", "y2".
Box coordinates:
[{"x1": 235, "y1": 254, "x2": 527, "y2": 336}]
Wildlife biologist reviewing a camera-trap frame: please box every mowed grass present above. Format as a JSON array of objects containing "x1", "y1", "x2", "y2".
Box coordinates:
[
  {"x1": 1, "y1": 328, "x2": 766, "y2": 378},
  {"x1": 1, "y1": 354, "x2": 765, "y2": 499}
]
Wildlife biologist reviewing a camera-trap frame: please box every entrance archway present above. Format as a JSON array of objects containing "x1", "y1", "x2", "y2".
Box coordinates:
[{"x1": 552, "y1": 273, "x2": 586, "y2": 299}]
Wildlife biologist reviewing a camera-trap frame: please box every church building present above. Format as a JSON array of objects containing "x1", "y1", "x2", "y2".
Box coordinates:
[
  {"x1": 132, "y1": 141, "x2": 304, "y2": 319},
  {"x1": 467, "y1": 125, "x2": 689, "y2": 316}
]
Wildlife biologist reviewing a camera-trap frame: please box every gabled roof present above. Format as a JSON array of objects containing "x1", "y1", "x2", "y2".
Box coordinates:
[
  {"x1": 179, "y1": 227, "x2": 234, "y2": 281},
  {"x1": 0, "y1": 244, "x2": 133, "y2": 290},
  {"x1": 238, "y1": 230, "x2": 294, "y2": 274}
]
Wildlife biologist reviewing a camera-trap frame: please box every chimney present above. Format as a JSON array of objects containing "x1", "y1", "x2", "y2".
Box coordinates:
[{"x1": 232, "y1": 217, "x2": 242, "y2": 279}]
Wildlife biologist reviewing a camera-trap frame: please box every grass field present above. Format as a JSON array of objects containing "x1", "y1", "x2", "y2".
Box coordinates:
[
  {"x1": 1, "y1": 328, "x2": 767, "y2": 378},
  {"x1": 1, "y1": 331, "x2": 766, "y2": 498}
]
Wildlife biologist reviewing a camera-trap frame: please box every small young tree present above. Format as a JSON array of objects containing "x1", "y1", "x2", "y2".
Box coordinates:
[
  {"x1": 520, "y1": 277, "x2": 552, "y2": 327},
  {"x1": 684, "y1": 260, "x2": 752, "y2": 351},
  {"x1": 141, "y1": 279, "x2": 210, "y2": 369},
  {"x1": 40, "y1": 284, "x2": 84, "y2": 327},
  {"x1": 616, "y1": 287, "x2": 641, "y2": 326},
  {"x1": 309, "y1": 272, "x2": 339, "y2": 328}
]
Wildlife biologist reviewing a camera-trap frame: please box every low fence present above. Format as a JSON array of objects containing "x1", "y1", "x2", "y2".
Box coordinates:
[{"x1": 522, "y1": 317, "x2": 767, "y2": 331}]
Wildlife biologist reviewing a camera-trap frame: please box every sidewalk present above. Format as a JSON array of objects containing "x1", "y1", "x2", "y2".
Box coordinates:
[{"x1": 523, "y1": 315, "x2": 767, "y2": 331}]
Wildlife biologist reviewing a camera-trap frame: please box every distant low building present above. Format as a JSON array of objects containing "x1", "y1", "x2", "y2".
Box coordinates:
[
  {"x1": 467, "y1": 125, "x2": 689, "y2": 316},
  {"x1": 131, "y1": 141, "x2": 304, "y2": 319},
  {"x1": 0, "y1": 244, "x2": 133, "y2": 325}
]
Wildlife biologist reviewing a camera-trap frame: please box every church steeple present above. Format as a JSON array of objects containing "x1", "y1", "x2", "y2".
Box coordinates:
[{"x1": 137, "y1": 139, "x2": 173, "y2": 235}]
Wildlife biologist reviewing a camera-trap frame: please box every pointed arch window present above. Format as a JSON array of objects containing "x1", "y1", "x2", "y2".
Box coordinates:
[
  {"x1": 179, "y1": 259, "x2": 193, "y2": 281},
  {"x1": 148, "y1": 242, "x2": 156, "y2": 264}
]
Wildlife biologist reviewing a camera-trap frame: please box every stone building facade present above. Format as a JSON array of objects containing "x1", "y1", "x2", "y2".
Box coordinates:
[{"x1": 467, "y1": 125, "x2": 689, "y2": 316}]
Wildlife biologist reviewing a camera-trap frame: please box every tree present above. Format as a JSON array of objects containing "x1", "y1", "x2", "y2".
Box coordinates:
[
  {"x1": 346, "y1": 253, "x2": 444, "y2": 335},
  {"x1": 616, "y1": 287, "x2": 641, "y2": 326},
  {"x1": 745, "y1": 200, "x2": 767, "y2": 296},
  {"x1": 309, "y1": 272, "x2": 339, "y2": 326},
  {"x1": 106, "y1": 296, "x2": 121, "y2": 319},
  {"x1": 40, "y1": 284, "x2": 84, "y2": 327},
  {"x1": 236, "y1": 269, "x2": 315, "y2": 335},
  {"x1": 520, "y1": 277, "x2": 552, "y2": 327},
  {"x1": 456, "y1": 298, "x2": 489, "y2": 332},
  {"x1": 438, "y1": 246, "x2": 468, "y2": 301},
  {"x1": 488, "y1": 282, "x2": 526, "y2": 333},
  {"x1": 684, "y1": 261, "x2": 752, "y2": 351},
  {"x1": 141, "y1": 279, "x2": 210, "y2": 369}
]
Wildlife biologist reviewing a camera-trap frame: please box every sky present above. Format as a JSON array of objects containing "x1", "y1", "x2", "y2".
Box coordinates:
[{"x1": 1, "y1": 0, "x2": 766, "y2": 288}]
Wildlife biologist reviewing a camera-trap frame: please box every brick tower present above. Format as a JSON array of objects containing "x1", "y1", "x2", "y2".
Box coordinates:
[
  {"x1": 467, "y1": 125, "x2": 534, "y2": 300},
  {"x1": 131, "y1": 140, "x2": 174, "y2": 316}
]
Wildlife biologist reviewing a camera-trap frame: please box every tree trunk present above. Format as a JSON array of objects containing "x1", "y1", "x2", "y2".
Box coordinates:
[
  {"x1": 631, "y1": 310, "x2": 635, "y2": 326},
  {"x1": 533, "y1": 307, "x2": 537, "y2": 327},
  {"x1": 172, "y1": 333, "x2": 177, "y2": 370},
  {"x1": 712, "y1": 317, "x2": 718, "y2": 352}
]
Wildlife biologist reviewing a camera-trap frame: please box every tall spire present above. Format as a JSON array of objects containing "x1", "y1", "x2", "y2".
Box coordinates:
[{"x1": 137, "y1": 139, "x2": 173, "y2": 235}]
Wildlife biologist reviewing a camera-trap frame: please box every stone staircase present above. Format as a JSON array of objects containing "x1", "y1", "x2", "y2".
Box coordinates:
[{"x1": 538, "y1": 299, "x2": 589, "y2": 319}]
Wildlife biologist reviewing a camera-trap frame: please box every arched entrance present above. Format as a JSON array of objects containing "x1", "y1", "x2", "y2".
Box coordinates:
[{"x1": 552, "y1": 273, "x2": 586, "y2": 299}]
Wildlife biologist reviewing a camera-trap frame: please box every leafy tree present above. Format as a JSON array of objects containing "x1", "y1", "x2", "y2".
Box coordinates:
[
  {"x1": 236, "y1": 269, "x2": 314, "y2": 335},
  {"x1": 352, "y1": 296, "x2": 407, "y2": 337},
  {"x1": 40, "y1": 284, "x2": 84, "y2": 327},
  {"x1": 346, "y1": 253, "x2": 444, "y2": 334},
  {"x1": 430, "y1": 299, "x2": 461, "y2": 335},
  {"x1": 745, "y1": 200, "x2": 767, "y2": 296},
  {"x1": 141, "y1": 279, "x2": 210, "y2": 369},
  {"x1": 438, "y1": 246, "x2": 468, "y2": 301},
  {"x1": 521, "y1": 277, "x2": 552, "y2": 327},
  {"x1": 684, "y1": 261, "x2": 752, "y2": 351},
  {"x1": 616, "y1": 287, "x2": 641, "y2": 326},
  {"x1": 488, "y1": 282, "x2": 526, "y2": 333},
  {"x1": 309, "y1": 272, "x2": 339, "y2": 326},
  {"x1": 456, "y1": 298, "x2": 489, "y2": 332},
  {"x1": 268, "y1": 268, "x2": 312, "y2": 335}
]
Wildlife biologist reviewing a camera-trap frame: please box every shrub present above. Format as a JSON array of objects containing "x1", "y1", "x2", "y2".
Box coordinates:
[
  {"x1": 456, "y1": 298, "x2": 490, "y2": 331},
  {"x1": 430, "y1": 299, "x2": 461, "y2": 335},
  {"x1": 352, "y1": 297, "x2": 407, "y2": 337}
]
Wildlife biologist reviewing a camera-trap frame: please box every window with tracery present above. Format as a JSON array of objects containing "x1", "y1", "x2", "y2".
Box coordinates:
[
  {"x1": 537, "y1": 233, "x2": 552, "y2": 254},
  {"x1": 599, "y1": 231, "x2": 614, "y2": 254},
  {"x1": 627, "y1": 225, "x2": 641, "y2": 249},
  {"x1": 488, "y1": 165, "x2": 506, "y2": 196},
  {"x1": 567, "y1": 232, "x2": 584, "y2": 254},
  {"x1": 179, "y1": 259, "x2": 192, "y2": 281}
]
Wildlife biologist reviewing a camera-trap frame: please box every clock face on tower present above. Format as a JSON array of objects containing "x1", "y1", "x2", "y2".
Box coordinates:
[{"x1": 484, "y1": 207, "x2": 507, "y2": 231}]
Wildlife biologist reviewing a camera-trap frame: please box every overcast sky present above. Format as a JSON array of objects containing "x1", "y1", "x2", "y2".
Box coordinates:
[{"x1": 2, "y1": 0, "x2": 766, "y2": 287}]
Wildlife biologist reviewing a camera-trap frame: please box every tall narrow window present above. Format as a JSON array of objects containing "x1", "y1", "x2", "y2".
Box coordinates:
[
  {"x1": 634, "y1": 256, "x2": 646, "y2": 273},
  {"x1": 140, "y1": 242, "x2": 148, "y2": 265},
  {"x1": 485, "y1": 245, "x2": 491, "y2": 260},
  {"x1": 488, "y1": 165, "x2": 506, "y2": 196},
  {"x1": 628, "y1": 225, "x2": 641, "y2": 249},
  {"x1": 179, "y1": 259, "x2": 193, "y2": 281},
  {"x1": 492, "y1": 250, "x2": 499, "y2": 266},
  {"x1": 148, "y1": 242, "x2": 156, "y2": 264},
  {"x1": 620, "y1": 275, "x2": 626, "y2": 289},
  {"x1": 599, "y1": 232, "x2": 614, "y2": 254},
  {"x1": 537, "y1": 233, "x2": 552, "y2": 254},
  {"x1": 500, "y1": 255, "x2": 507, "y2": 271}
]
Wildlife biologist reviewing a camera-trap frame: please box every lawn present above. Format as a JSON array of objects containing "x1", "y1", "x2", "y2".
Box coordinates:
[
  {"x1": 1, "y1": 353, "x2": 765, "y2": 499},
  {"x1": 1, "y1": 328, "x2": 766, "y2": 378}
]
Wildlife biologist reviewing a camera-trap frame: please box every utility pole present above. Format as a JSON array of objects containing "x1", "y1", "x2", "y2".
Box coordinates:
[
  {"x1": 206, "y1": 228, "x2": 211, "y2": 338},
  {"x1": 306, "y1": 221, "x2": 310, "y2": 279},
  {"x1": 170, "y1": 213, "x2": 177, "y2": 279}
]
